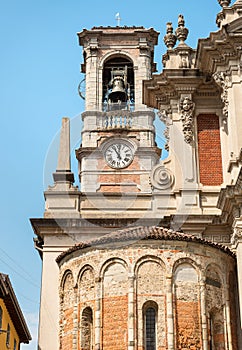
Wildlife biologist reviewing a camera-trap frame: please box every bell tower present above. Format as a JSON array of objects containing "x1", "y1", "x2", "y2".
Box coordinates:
[{"x1": 76, "y1": 26, "x2": 160, "y2": 218}]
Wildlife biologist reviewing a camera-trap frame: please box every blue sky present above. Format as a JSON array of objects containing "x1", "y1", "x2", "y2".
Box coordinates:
[{"x1": 0, "y1": 0, "x2": 222, "y2": 348}]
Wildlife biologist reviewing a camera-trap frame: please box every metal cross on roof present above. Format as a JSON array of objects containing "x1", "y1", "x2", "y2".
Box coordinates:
[{"x1": 115, "y1": 12, "x2": 121, "y2": 26}]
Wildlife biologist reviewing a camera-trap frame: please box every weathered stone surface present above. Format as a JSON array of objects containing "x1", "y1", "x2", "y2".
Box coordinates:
[{"x1": 58, "y1": 236, "x2": 236, "y2": 350}]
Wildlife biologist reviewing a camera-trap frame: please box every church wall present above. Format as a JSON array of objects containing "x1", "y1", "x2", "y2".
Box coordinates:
[
  {"x1": 173, "y1": 263, "x2": 202, "y2": 349},
  {"x1": 78, "y1": 267, "x2": 95, "y2": 350},
  {"x1": 229, "y1": 271, "x2": 239, "y2": 350},
  {"x1": 60, "y1": 272, "x2": 74, "y2": 350},
  {"x1": 103, "y1": 261, "x2": 128, "y2": 350},
  {"x1": 58, "y1": 240, "x2": 236, "y2": 350},
  {"x1": 205, "y1": 264, "x2": 225, "y2": 350},
  {"x1": 136, "y1": 258, "x2": 166, "y2": 350}
]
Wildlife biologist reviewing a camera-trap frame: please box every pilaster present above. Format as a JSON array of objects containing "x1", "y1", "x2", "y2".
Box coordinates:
[
  {"x1": 166, "y1": 274, "x2": 174, "y2": 350},
  {"x1": 231, "y1": 221, "x2": 242, "y2": 328},
  {"x1": 94, "y1": 277, "x2": 102, "y2": 350},
  {"x1": 128, "y1": 275, "x2": 135, "y2": 350}
]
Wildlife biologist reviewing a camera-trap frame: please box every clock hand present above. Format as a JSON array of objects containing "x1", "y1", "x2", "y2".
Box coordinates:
[{"x1": 113, "y1": 145, "x2": 121, "y2": 159}]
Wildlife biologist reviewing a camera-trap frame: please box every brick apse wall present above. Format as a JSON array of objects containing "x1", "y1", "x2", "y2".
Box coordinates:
[{"x1": 58, "y1": 231, "x2": 237, "y2": 350}]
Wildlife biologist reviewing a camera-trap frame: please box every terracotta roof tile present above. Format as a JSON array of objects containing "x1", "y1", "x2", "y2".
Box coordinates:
[{"x1": 56, "y1": 226, "x2": 235, "y2": 263}]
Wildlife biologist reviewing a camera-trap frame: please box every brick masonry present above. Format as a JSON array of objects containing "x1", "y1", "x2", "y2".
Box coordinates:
[
  {"x1": 59, "y1": 240, "x2": 237, "y2": 350},
  {"x1": 197, "y1": 114, "x2": 223, "y2": 186},
  {"x1": 174, "y1": 264, "x2": 201, "y2": 349}
]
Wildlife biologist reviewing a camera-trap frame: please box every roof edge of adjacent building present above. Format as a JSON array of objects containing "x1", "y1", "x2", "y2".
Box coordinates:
[{"x1": 0, "y1": 273, "x2": 32, "y2": 344}]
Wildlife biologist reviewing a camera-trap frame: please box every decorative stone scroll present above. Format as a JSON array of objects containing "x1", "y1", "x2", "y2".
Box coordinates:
[
  {"x1": 157, "y1": 107, "x2": 172, "y2": 151},
  {"x1": 150, "y1": 164, "x2": 174, "y2": 190},
  {"x1": 213, "y1": 71, "x2": 230, "y2": 120},
  {"x1": 179, "y1": 96, "x2": 195, "y2": 144}
]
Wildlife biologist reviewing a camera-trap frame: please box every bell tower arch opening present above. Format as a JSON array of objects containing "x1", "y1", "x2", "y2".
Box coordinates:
[{"x1": 102, "y1": 55, "x2": 134, "y2": 110}]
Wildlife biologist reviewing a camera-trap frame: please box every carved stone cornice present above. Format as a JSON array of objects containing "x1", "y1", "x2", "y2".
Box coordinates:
[
  {"x1": 217, "y1": 1, "x2": 242, "y2": 28},
  {"x1": 196, "y1": 16, "x2": 242, "y2": 74},
  {"x1": 217, "y1": 167, "x2": 242, "y2": 225},
  {"x1": 143, "y1": 70, "x2": 203, "y2": 110}
]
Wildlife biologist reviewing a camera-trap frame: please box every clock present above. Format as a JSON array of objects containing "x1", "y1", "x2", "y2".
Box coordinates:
[
  {"x1": 104, "y1": 141, "x2": 133, "y2": 169},
  {"x1": 78, "y1": 78, "x2": 86, "y2": 100}
]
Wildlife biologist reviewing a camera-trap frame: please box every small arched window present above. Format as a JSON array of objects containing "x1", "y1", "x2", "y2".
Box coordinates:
[
  {"x1": 81, "y1": 307, "x2": 93, "y2": 350},
  {"x1": 143, "y1": 302, "x2": 157, "y2": 350}
]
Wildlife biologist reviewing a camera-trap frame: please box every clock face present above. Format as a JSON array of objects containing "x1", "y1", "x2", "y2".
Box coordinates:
[{"x1": 105, "y1": 142, "x2": 133, "y2": 169}]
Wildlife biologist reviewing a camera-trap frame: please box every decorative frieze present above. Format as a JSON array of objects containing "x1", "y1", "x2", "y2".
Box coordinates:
[{"x1": 180, "y1": 96, "x2": 195, "y2": 144}]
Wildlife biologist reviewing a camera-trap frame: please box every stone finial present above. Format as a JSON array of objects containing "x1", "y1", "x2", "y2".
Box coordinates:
[
  {"x1": 175, "y1": 14, "x2": 189, "y2": 45},
  {"x1": 53, "y1": 117, "x2": 75, "y2": 183},
  {"x1": 218, "y1": 0, "x2": 231, "y2": 8},
  {"x1": 164, "y1": 22, "x2": 177, "y2": 49}
]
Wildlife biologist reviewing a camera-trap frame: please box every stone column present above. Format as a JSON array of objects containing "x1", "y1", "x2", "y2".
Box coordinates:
[
  {"x1": 128, "y1": 275, "x2": 135, "y2": 350},
  {"x1": 200, "y1": 274, "x2": 208, "y2": 350},
  {"x1": 95, "y1": 277, "x2": 102, "y2": 350},
  {"x1": 166, "y1": 274, "x2": 174, "y2": 350}
]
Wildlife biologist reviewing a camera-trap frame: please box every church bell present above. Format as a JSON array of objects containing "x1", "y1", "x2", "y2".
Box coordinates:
[
  {"x1": 108, "y1": 76, "x2": 127, "y2": 103},
  {"x1": 107, "y1": 66, "x2": 128, "y2": 104}
]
